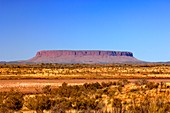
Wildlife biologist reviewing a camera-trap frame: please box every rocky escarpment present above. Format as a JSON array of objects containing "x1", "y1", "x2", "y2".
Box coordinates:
[{"x1": 28, "y1": 50, "x2": 141, "y2": 64}]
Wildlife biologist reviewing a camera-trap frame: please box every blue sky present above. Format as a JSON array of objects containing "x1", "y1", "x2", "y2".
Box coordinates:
[{"x1": 0, "y1": 0, "x2": 170, "y2": 62}]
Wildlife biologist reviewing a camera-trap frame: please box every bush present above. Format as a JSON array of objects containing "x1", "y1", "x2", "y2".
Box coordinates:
[
  {"x1": 3, "y1": 90, "x2": 23, "y2": 111},
  {"x1": 117, "y1": 79, "x2": 130, "y2": 86},
  {"x1": 42, "y1": 85, "x2": 52, "y2": 94},
  {"x1": 146, "y1": 82, "x2": 159, "y2": 89},
  {"x1": 112, "y1": 98, "x2": 122, "y2": 113},
  {"x1": 26, "y1": 95, "x2": 51, "y2": 113},
  {"x1": 135, "y1": 79, "x2": 148, "y2": 86}
]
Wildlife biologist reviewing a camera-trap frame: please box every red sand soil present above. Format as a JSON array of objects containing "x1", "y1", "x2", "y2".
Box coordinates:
[{"x1": 1, "y1": 79, "x2": 170, "y2": 93}]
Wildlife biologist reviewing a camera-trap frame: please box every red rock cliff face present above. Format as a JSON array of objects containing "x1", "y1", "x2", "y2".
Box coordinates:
[
  {"x1": 35, "y1": 50, "x2": 133, "y2": 57},
  {"x1": 28, "y1": 50, "x2": 141, "y2": 64}
]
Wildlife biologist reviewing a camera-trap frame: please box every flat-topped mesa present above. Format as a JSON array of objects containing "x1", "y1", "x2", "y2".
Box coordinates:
[
  {"x1": 28, "y1": 50, "x2": 141, "y2": 63},
  {"x1": 35, "y1": 50, "x2": 133, "y2": 57}
]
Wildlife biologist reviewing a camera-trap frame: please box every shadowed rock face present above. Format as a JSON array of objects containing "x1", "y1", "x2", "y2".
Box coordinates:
[{"x1": 28, "y1": 50, "x2": 141, "y2": 64}]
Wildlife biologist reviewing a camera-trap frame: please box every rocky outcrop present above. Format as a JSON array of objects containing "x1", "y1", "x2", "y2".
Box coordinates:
[{"x1": 28, "y1": 50, "x2": 141, "y2": 64}]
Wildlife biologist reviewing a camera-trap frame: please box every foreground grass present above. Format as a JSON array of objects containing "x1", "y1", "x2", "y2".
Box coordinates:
[{"x1": 1, "y1": 79, "x2": 170, "y2": 113}]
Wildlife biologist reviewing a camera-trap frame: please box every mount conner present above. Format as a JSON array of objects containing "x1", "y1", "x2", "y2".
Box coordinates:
[{"x1": 26, "y1": 50, "x2": 142, "y2": 64}]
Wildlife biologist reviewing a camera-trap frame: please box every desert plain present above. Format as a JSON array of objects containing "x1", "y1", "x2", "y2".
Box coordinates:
[{"x1": 0, "y1": 63, "x2": 170, "y2": 113}]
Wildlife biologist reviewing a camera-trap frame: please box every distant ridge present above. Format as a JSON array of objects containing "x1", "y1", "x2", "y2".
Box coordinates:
[{"x1": 26, "y1": 50, "x2": 142, "y2": 64}]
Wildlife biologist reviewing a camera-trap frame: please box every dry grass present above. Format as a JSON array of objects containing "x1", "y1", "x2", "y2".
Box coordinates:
[{"x1": 0, "y1": 63, "x2": 170, "y2": 80}]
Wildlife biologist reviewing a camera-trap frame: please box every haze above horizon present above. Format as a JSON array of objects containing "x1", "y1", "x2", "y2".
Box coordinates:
[{"x1": 0, "y1": 0, "x2": 170, "y2": 62}]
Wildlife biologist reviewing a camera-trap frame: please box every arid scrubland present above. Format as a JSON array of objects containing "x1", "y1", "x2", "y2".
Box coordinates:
[
  {"x1": 1, "y1": 64, "x2": 170, "y2": 113},
  {"x1": 0, "y1": 80, "x2": 170, "y2": 113},
  {"x1": 0, "y1": 64, "x2": 170, "y2": 79}
]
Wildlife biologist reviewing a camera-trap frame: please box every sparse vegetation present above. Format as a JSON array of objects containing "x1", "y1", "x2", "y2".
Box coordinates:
[
  {"x1": 0, "y1": 80, "x2": 170, "y2": 113},
  {"x1": 1, "y1": 63, "x2": 170, "y2": 112},
  {"x1": 0, "y1": 63, "x2": 170, "y2": 79}
]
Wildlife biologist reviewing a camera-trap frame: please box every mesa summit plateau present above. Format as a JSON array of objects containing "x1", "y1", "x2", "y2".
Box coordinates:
[{"x1": 25, "y1": 50, "x2": 142, "y2": 64}]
